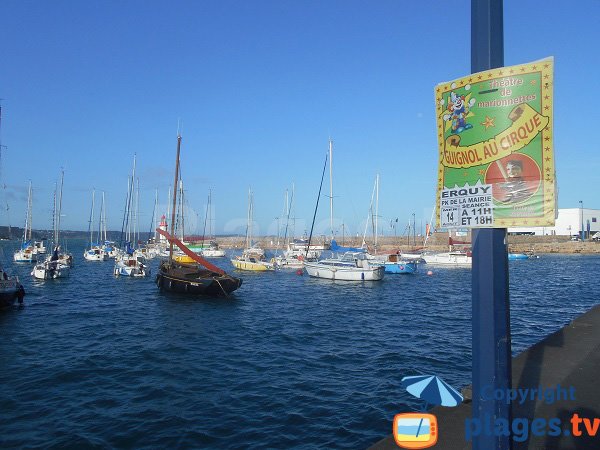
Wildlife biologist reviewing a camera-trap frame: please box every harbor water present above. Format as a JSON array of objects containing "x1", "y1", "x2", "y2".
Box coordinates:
[{"x1": 1, "y1": 240, "x2": 599, "y2": 449}]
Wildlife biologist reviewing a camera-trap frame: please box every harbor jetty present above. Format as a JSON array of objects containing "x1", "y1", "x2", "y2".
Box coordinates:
[
  {"x1": 369, "y1": 304, "x2": 600, "y2": 449},
  {"x1": 215, "y1": 232, "x2": 600, "y2": 254}
]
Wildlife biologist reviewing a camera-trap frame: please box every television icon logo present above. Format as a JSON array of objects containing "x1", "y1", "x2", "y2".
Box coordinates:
[{"x1": 393, "y1": 413, "x2": 438, "y2": 449}]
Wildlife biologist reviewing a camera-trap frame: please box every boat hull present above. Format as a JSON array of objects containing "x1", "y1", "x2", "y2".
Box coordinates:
[
  {"x1": 423, "y1": 252, "x2": 472, "y2": 267},
  {"x1": 383, "y1": 261, "x2": 417, "y2": 274},
  {"x1": 508, "y1": 253, "x2": 529, "y2": 260},
  {"x1": 231, "y1": 258, "x2": 275, "y2": 271},
  {"x1": 201, "y1": 249, "x2": 226, "y2": 257},
  {"x1": 0, "y1": 279, "x2": 25, "y2": 308},
  {"x1": 156, "y1": 264, "x2": 242, "y2": 297},
  {"x1": 84, "y1": 251, "x2": 109, "y2": 261},
  {"x1": 303, "y1": 262, "x2": 384, "y2": 281},
  {"x1": 31, "y1": 263, "x2": 70, "y2": 279}
]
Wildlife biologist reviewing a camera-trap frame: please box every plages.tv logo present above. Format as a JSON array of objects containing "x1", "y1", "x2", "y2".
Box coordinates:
[
  {"x1": 394, "y1": 413, "x2": 438, "y2": 449},
  {"x1": 394, "y1": 375, "x2": 464, "y2": 448}
]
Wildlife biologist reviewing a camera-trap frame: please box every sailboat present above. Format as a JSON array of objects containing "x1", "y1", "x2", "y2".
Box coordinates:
[
  {"x1": 188, "y1": 190, "x2": 226, "y2": 257},
  {"x1": 114, "y1": 155, "x2": 150, "y2": 277},
  {"x1": 362, "y1": 175, "x2": 418, "y2": 274},
  {"x1": 231, "y1": 189, "x2": 276, "y2": 271},
  {"x1": 274, "y1": 185, "x2": 320, "y2": 268},
  {"x1": 83, "y1": 190, "x2": 109, "y2": 261},
  {"x1": 303, "y1": 140, "x2": 384, "y2": 281},
  {"x1": 422, "y1": 233, "x2": 472, "y2": 267},
  {"x1": 13, "y1": 181, "x2": 47, "y2": 262},
  {"x1": 32, "y1": 170, "x2": 72, "y2": 279},
  {"x1": 156, "y1": 133, "x2": 242, "y2": 296}
]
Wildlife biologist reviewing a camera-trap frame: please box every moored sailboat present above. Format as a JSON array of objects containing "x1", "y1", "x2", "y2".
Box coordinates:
[
  {"x1": 83, "y1": 190, "x2": 109, "y2": 261},
  {"x1": 32, "y1": 170, "x2": 72, "y2": 279},
  {"x1": 14, "y1": 182, "x2": 47, "y2": 262},
  {"x1": 114, "y1": 155, "x2": 149, "y2": 277},
  {"x1": 231, "y1": 189, "x2": 276, "y2": 271},
  {"x1": 303, "y1": 140, "x2": 384, "y2": 281},
  {"x1": 156, "y1": 133, "x2": 242, "y2": 296}
]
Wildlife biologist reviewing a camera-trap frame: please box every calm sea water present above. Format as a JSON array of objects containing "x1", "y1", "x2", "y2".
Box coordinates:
[{"x1": 1, "y1": 240, "x2": 599, "y2": 449}]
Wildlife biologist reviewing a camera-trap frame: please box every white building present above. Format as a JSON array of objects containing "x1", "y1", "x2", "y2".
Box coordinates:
[{"x1": 508, "y1": 208, "x2": 600, "y2": 237}]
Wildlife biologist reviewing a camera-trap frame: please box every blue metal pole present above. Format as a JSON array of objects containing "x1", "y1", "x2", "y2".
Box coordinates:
[{"x1": 471, "y1": 1, "x2": 512, "y2": 449}]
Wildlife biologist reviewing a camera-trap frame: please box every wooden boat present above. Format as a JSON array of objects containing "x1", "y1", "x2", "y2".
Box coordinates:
[{"x1": 155, "y1": 134, "x2": 242, "y2": 297}]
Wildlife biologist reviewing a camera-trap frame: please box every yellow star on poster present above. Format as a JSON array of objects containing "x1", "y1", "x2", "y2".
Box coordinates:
[{"x1": 481, "y1": 116, "x2": 495, "y2": 129}]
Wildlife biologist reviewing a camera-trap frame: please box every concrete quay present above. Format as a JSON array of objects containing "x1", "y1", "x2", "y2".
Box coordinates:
[{"x1": 369, "y1": 304, "x2": 600, "y2": 449}]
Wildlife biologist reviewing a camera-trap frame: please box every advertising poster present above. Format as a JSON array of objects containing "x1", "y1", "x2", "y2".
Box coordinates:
[{"x1": 434, "y1": 57, "x2": 555, "y2": 229}]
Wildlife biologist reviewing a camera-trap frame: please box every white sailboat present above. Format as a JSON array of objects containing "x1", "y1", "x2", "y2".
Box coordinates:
[
  {"x1": 83, "y1": 190, "x2": 109, "y2": 261},
  {"x1": 32, "y1": 170, "x2": 71, "y2": 279},
  {"x1": 114, "y1": 155, "x2": 150, "y2": 277},
  {"x1": 274, "y1": 184, "x2": 320, "y2": 269},
  {"x1": 304, "y1": 140, "x2": 384, "y2": 281},
  {"x1": 422, "y1": 233, "x2": 472, "y2": 267},
  {"x1": 14, "y1": 181, "x2": 47, "y2": 262},
  {"x1": 231, "y1": 189, "x2": 275, "y2": 271},
  {"x1": 198, "y1": 190, "x2": 225, "y2": 257}
]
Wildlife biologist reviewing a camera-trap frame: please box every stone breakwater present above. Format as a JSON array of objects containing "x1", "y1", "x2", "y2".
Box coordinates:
[{"x1": 208, "y1": 233, "x2": 600, "y2": 254}]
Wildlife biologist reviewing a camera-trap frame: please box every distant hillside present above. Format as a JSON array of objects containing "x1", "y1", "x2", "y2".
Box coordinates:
[{"x1": 0, "y1": 226, "x2": 152, "y2": 242}]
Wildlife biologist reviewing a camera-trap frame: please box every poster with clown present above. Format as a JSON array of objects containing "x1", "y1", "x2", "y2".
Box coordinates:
[{"x1": 434, "y1": 57, "x2": 556, "y2": 229}]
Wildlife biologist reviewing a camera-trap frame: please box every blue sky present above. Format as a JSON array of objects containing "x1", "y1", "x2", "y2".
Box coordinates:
[{"x1": 1, "y1": 0, "x2": 598, "y2": 238}]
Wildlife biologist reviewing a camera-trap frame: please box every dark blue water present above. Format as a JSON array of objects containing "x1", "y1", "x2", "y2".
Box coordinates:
[{"x1": 1, "y1": 240, "x2": 599, "y2": 449}]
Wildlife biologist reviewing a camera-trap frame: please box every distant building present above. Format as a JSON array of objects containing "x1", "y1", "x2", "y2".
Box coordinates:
[{"x1": 508, "y1": 207, "x2": 599, "y2": 237}]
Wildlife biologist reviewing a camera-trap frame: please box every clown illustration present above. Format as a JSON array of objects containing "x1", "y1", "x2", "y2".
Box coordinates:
[{"x1": 443, "y1": 91, "x2": 476, "y2": 134}]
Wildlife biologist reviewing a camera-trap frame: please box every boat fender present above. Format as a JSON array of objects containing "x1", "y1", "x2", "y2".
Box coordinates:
[
  {"x1": 156, "y1": 275, "x2": 162, "y2": 287},
  {"x1": 185, "y1": 283, "x2": 189, "y2": 292},
  {"x1": 400, "y1": 265, "x2": 404, "y2": 271},
  {"x1": 169, "y1": 280, "x2": 174, "y2": 289},
  {"x1": 361, "y1": 272, "x2": 365, "y2": 280}
]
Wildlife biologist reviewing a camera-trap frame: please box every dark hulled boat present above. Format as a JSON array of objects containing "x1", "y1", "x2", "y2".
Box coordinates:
[
  {"x1": 156, "y1": 229, "x2": 242, "y2": 297},
  {"x1": 0, "y1": 267, "x2": 25, "y2": 308},
  {"x1": 155, "y1": 134, "x2": 242, "y2": 297}
]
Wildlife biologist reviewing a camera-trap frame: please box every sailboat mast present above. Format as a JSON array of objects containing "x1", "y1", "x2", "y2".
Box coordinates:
[
  {"x1": 52, "y1": 183, "x2": 58, "y2": 245},
  {"x1": 179, "y1": 179, "x2": 184, "y2": 242},
  {"x1": 201, "y1": 190, "x2": 210, "y2": 244},
  {"x1": 329, "y1": 138, "x2": 334, "y2": 240},
  {"x1": 24, "y1": 181, "x2": 32, "y2": 242},
  {"x1": 88, "y1": 189, "x2": 95, "y2": 248},
  {"x1": 208, "y1": 189, "x2": 213, "y2": 240},
  {"x1": 56, "y1": 169, "x2": 64, "y2": 247},
  {"x1": 150, "y1": 189, "x2": 158, "y2": 242},
  {"x1": 375, "y1": 174, "x2": 379, "y2": 250},
  {"x1": 101, "y1": 191, "x2": 106, "y2": 242},
  {"x1": 246, "y1": 188, "x2": 252, "y2": 249},
  {"x1": 169, "y1": 134, "x2": 181, "y2": 261}
]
